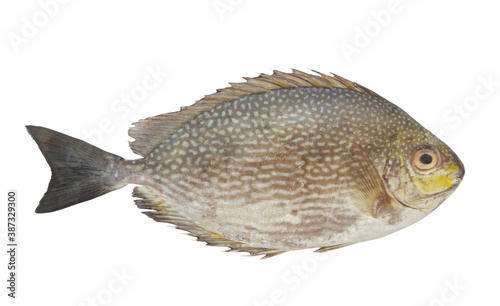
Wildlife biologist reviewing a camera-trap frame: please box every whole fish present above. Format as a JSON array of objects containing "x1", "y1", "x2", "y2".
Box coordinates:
[{"x1": 27, "y1": 70, "x2": 465, "y2": 258}]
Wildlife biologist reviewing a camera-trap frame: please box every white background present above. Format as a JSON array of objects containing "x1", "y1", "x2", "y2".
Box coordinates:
[{"x1": 1, "y1": 1, "x2": 499, "y2": 305}]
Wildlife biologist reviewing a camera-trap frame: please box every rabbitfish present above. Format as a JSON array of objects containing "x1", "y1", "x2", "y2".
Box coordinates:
[{"x1": 27, "y1": 70, "x2": 465, "y2": 258}]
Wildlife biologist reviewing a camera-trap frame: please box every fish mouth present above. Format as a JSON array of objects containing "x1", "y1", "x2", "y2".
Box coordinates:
[{"x1": 448, "y1": 166, "x2": 465, "y2": 183}]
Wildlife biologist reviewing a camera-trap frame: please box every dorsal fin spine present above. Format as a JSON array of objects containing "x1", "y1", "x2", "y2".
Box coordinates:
[{"x1": 128, "y1": 69, "x2": 382, "y2": 157}]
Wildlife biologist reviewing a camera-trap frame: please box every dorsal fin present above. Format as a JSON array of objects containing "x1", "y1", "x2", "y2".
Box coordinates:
[{"x1": 128, "y1": 69, "x2": 382, "y2": 157}]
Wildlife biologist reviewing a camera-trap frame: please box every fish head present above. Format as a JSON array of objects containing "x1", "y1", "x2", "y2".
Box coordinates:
[{"x1": 383, "y1": 128, "x2": 465, "y2": 211}]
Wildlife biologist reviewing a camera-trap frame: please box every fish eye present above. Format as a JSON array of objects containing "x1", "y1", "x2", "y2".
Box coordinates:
[{"x1": 413, "y1": 148, "x2": 441, "y2": 171}]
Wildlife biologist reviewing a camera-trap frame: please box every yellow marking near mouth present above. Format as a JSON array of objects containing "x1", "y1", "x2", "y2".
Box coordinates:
[
  {"x1": 414, "y1": 164, "x2": 459, "y2": 195},
  {"x1": 445, "y1": 164, "x2": 460, "y2": 176}
]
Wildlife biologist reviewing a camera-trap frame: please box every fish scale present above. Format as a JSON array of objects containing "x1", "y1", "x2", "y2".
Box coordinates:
[
  {"x1": 27, "y1": 70, "x2": 464, "y2": 257},
  {"x1": 127, "y1": 87, "x2": 433, "y2": 249}
]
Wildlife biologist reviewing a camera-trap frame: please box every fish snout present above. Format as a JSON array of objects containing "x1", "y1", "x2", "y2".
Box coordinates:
[{"x1": 448, "y1": 163, "x2": 465, "y2": 182}]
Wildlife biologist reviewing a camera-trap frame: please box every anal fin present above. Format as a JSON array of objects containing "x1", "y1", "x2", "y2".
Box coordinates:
[
  {"x1": 133, "y1": 185, "x2": 285, "y2": 258},
  {"x1": 315, "y1": 243, "x2": 353, "y2": 253}
]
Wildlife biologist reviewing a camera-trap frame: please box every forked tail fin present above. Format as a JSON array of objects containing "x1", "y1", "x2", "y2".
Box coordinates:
[{"x1": 26, "y1": 126, "x2": 128, "y2": 213}]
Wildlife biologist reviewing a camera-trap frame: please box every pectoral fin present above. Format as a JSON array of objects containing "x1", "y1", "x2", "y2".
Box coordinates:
[{"x1": 346, "y1": 146, "x2": 394, "y2": 219}]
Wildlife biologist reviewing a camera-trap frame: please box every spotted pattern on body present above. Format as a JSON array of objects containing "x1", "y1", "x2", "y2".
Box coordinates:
[
  {"x1": 28, "y1": 70, "x2": 464, "y2": 257},
  {"x1": 128, "y1": 87, "x2": 432, "y2": 249}
]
